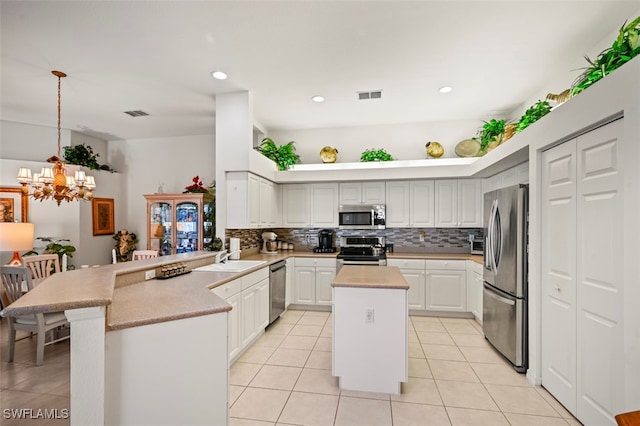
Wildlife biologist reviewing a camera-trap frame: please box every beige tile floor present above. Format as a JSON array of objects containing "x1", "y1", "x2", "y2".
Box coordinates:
[{"x1": 0, "y1": 312, "x2": 582, "y2": 426}]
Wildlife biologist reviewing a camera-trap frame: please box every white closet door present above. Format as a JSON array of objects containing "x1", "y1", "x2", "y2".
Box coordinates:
[
  {"x1": 576, "y1": 119, "x2": 623, "y2": 425},
  {"x1": 541, "y1": 139, "x2": 578, "y2": 414}
]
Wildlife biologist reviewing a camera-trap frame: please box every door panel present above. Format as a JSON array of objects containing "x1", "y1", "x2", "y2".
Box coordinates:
[
  {"x1": 541, "y1": 139, "x2": 577, "y2": 413},
  {"x1": 402, "y1": 270, "x2": 426, "y2": 310},
  {"x1": 576, "y1": 120, "x2": 622, "y2": 425}
]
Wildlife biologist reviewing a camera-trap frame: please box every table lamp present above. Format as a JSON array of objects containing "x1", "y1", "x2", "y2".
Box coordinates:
[{"x1": 0, "y1": 222, "x2": 35, "y2": 266}]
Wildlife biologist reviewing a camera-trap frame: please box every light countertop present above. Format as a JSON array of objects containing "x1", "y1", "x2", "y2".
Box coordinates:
[{"x1": 332, "y1": 265, "x2": 409, "y2": 290}]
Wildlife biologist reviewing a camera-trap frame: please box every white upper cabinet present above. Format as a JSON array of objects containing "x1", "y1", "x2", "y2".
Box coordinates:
[
  {"x1": 282, "y1": 184, "x2": 310, "y2": 227},
  {"x1": 282, "y1": 183, "x2": 338, "y2": 227},
  {"x1": 227, "y1": 172, "x2": 279, "y2": 229},
  {"x1": 435, "y1": 179, "x2": 481, "y2": 227},
  {"x1": 310, "y1": 183, "x2": 339, "y2": 227},
  {"x1": 410, "y1": 180, "x2": 435, "y2": 227},
  {"x1": 385, "y1": 181, "x2": 411, "y2": 227},
  {"x1": 339, "y1": 181, "x2": 385, "y2": 204}
]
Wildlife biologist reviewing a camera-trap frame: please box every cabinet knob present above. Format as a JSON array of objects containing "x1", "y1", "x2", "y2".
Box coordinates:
[{"x1": 554, "y1": 285, "x2": 561, "y2": 292}]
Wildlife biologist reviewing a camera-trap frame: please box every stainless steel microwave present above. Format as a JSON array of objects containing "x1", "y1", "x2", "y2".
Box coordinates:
[{"x1": 338, "y1": 204, "x2": 386, "y2": 230}]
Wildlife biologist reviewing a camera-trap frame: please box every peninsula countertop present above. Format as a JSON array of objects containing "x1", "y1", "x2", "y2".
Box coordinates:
[{"x1": 332, "y1": 265, "x2": 409, "y2": 290}]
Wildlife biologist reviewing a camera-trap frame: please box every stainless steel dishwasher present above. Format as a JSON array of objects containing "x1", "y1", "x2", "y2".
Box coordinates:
[{"x1": 269, "y1": 260, "x2": 286, "y2": 324}]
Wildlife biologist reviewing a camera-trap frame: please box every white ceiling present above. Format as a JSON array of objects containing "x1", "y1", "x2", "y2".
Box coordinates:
[{"x1": 1, "y1": 1, "x2": 638, "y2": 141}]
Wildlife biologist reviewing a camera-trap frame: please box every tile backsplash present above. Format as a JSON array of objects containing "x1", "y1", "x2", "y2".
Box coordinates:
[{"x1": 226, "y1": 227, "x2": 483, "y2": 254}]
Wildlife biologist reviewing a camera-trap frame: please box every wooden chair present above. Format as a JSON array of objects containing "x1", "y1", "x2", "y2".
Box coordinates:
[
  {"x1": 616, "y1": 410, "x2": 640, "y2": 426},
  {"x1": 132, "y1": 250, "x2": 159, "y2": 260},
  {"x1": 0, "y1": 266, "x2": 69, "y2": 366},
  {"x1": 23, "y1": 254, "x2": 61, "y2": 286}
]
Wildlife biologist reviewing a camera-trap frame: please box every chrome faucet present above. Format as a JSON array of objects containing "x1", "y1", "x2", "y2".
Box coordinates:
[{"x1": 215, "y1": 249, "x2": 241, "y2": 264}]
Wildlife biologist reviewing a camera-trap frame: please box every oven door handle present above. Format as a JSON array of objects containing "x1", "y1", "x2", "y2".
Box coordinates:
[{"x1": 338, "y1": 260, "x2": 383, "y2": 266}]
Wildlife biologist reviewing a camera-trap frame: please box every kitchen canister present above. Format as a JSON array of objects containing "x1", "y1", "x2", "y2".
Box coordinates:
[{"x1": 229, "y1": 237, "x2": 241, "y2": 260}]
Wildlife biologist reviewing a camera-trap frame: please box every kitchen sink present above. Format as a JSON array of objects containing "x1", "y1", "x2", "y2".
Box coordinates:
[{"x1": 193, "y1": 260, "x2": 267, "y2": 273}]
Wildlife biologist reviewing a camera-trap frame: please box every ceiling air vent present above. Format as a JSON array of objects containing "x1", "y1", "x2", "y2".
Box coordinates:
[
  {"x1": 124, "y1": 110, "x2": 149, "y2": 117},
  {"x1": 357, "y1": 90, "x2": 383, "y2": 100}
]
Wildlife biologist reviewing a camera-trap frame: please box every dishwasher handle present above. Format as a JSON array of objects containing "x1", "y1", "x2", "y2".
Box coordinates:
[{"x1": 270, "y1": 260, "x2": 286, "y2": 273}]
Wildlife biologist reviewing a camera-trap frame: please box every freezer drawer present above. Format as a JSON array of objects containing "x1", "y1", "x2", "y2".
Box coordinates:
[{"x1": 483, "y1": 283, "x2": 527, "y2": 372}]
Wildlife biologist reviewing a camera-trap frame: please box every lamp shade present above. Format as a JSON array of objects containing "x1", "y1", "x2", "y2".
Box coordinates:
[{"x1": 0, "y1": 222, "x2": 35, "y2": 252}]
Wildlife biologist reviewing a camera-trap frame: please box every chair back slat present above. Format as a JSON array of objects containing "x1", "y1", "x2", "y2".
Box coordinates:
[
  {"x1": 132, "y1": 250, "x2": 159, "y2": 260},
  {"x1": 23, "y1": 254, "x2": 60, "y2": 285},
  {"x1": 0, "y1": 266, "x2": 33, "y2": 304}
]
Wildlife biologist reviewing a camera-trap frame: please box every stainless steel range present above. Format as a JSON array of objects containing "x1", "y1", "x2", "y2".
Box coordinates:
[{"x1": 336, "y1": 236, "x2": 387, "y2": 272}]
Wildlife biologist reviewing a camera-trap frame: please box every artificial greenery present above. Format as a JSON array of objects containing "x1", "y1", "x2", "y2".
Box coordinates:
[
  {"x1": 63, "y1": 143, "x2": 116, "y2": 172},
  {"x1": 24, "y1": 237, "x2": 76, "y2": 265},
  {"x1": 572, "y1": 16, "x2": 640, "y2": 95},
  {"x1": 255, "y1": 138, "x2": 300, "y2": 171},
  {"x1": 360, "y1": 148, "x2": 394, "y2": 162},
  {"x1": 479, "y1": 119, "x2": 507, "y2": 151},
  {"x1": 516, "y1": 100, "x2": 552, "y2": 133}
]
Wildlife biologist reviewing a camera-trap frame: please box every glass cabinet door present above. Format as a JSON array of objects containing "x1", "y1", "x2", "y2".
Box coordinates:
[
  {"x1": 150, "y1": 202, "x2": 172, "y2": 255},
  {"x1": 176, "y1": 201, "x2": 199, "y2": 253},
  {"x1": 203, "y1": 198, "x2": 214, "y2": 251}
]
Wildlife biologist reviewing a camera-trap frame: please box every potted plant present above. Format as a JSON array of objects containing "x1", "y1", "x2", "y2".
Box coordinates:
[
  {"x1": 255, "y1": 137, "x2": 300, "y2": 171},
  {"x1": 63, "y1": 143, "x2": 116, "y2": 172},
  {"x1": 516, "y1": 100, "x2": 552, "y2": 133},
  {"x1": 572, "y1": 16, "x2": 640, "y2": 95},
  {"x1": 360, "y1": 148, "x2": 394, "y2": 162},
  {"x1": 24, "y1": 237, "x2": 76, "y2": 266},
  {"x1": 478, "y1": 119, "x2": 507, "y2": 154}
]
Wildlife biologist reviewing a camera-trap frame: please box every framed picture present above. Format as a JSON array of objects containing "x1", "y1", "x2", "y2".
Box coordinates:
[
  {"x1": 0, "y1": 186, "x2": 28, "y2": 222},
  {"x1": 92, "y1": 197, "x2": 115, "y2": 236}
]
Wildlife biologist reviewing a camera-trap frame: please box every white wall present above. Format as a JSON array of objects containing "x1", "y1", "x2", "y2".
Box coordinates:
[
  {"x1": 108, "y1": 134, "x2": 215, "y2": 249},
  {"x1": 268, "y1": 119, "x2": 481, "y2": 165},
  {"x1": 0, "y1": 120, "x2": 71, "y2": 161}
]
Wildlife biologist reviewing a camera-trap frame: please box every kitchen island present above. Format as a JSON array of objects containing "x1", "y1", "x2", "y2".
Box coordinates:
[{"x1": 332, "y1": 265, "x2": 409, "y2": 394}]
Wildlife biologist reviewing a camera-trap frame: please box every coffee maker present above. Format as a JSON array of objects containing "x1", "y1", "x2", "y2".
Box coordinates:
[{"x1": 314, "y1": 229, "x2": 336, "y2": 253}]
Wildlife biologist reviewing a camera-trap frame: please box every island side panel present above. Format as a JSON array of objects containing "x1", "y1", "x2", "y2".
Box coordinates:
[
  {"x1": 104, "y1": 312, "x2": 228, "y2": 426},
  {"x1": 333, "y1": 286, "x2": 408, "y2": 394}
]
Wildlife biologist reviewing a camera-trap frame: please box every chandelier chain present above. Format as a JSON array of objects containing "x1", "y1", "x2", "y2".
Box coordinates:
[{"x1": 57, "y1": 73, "x2": 62, "y2": 158}]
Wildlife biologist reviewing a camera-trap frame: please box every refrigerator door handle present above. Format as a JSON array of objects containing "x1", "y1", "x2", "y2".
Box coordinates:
[
  {"x1": 486, "y1": 200, "x2": 496, "y2": 270},
  {"x1": 491, "y1": 200, "x2": 500, "y2": 273},
  {"x1": 484, "y1": 284, "x2": 515, "y2": 306}
]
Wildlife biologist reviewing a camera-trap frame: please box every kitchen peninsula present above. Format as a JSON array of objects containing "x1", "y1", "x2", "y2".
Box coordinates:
[
  {"x1": 332, "y1": 265, "x2": 409, "y2": 394},
  {"x1": 0, "y1": 252, "x2": 231, "y2": 426}
]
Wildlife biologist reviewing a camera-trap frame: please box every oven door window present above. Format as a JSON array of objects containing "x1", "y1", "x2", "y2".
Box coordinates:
[{"x1": 339, "y1": 211, "x2": 372, "y2": 227}]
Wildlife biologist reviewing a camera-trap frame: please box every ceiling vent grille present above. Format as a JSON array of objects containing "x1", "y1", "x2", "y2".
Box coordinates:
[
  {"x1": 357, "y1": 90, "x2": 383, "y2": 100},
  {"x1": 124, "y1": 110, "x2": 149, "y2": 117}
]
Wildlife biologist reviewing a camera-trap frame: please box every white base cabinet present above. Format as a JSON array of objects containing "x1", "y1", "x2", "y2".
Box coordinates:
[
  {"x1": 466, "y1": 260, "x2": 483, "y2": 322},
  {"x1": 387, "y1": 259, "x2": 426, "y2": 310},
  {"x1": 211, "y1": 267, "x2": 270, "y2": 363},
  {"x1": 293, "y1": 257, "x2": 336, "y2": 306}
]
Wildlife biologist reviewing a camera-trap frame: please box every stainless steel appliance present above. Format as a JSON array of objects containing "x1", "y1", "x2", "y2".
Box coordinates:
[
  {"x1": 338, "y1": 205, "x2": 386, "y2": 230},
  {"x1": 314, "y1": 229, "x2": 336, "y2": 253},
  {"x1": 336, "y1": 236, "x2": 387, "y2": 272},
  {"x1": 470, "y1": 235, "x2": 484, "y2": 255},
  {"x1": 483, "y1": 184, "x2": 528, "y2": 372},
  {"x1": 269, "y1": 260, "x2": 286, "y2": 324}
]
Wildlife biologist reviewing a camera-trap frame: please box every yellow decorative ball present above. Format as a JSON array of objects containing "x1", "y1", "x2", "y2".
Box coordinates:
[{"x1": 425, "y1": 141, "x2": 444, "y2": 158}]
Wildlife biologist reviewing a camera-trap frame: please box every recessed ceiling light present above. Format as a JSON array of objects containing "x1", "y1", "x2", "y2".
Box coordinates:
[
  {"x1": 211, "y1": 71, "x2": 227, "y2": 80},
  {"x1": 439, "y1": 86, "x2": 453, "y2": 94},
  {"x1": 312, "y1": 95, "x2": 325, "y2": 103}
]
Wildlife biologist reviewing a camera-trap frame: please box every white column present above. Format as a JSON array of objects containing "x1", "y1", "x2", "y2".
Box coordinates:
[{"x1": 65, "y1": 306, "x2": 106, "y2": 426}]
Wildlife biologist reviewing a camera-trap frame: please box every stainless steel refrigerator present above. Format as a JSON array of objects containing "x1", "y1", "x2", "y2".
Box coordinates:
[{"x1": 483, "y1": 184, "x2": 528, "y2": 372}]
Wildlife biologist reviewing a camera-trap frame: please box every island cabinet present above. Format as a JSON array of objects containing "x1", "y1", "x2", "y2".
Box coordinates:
[
  {"x1": 145, "y1": 193, "x2": 214, "y2": 255},
  {"x1": 387, "y1": 258, "x2": 426, "y2": 310},
  {"x1": 332, "y1": 265, "x2": 408, "y2": 394},
  {"x1": 211, "y1": 267, "x2": 269, "y2": 363}
]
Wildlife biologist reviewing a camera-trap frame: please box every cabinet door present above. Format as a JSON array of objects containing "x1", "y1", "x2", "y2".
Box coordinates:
[
  {"x1": 435, "y1": 180, "x2": 458, "y2": 227},
  {"x1": 402, "y1": 269, "x2": 426, "y2": 310},
  {"x1": 285, "y1": 258, "x2": 294, "y2": 308},
  {"x1": 362, "y1": 181, "x2": 386, "y2": 204},
  {"x1": 410, "y1": 180, "x2": 435, "y2": 227},
  {"x1": 255, "y1": 279, "x2": 270, "y2": 331},
  {"x1": 248, "y1": 174, "x2": 261, "y2": 228},
  {"x1": 259, "y1": 177, "x2": 270, "y2": 227},
  {"x1": 241, "y1": 287, "x2": 257, "y2": 347},
  {"x1": 339, "y1": 182, "x2": 362, "y2": 204},
  {"x1": 311, "y1": 183, "x2": 339, "y2": 226},
  {"x1": 226, "y1": 292, "x2": 241, "y2": 362},
  {"x1": 426, "y1": 270, "x2": 466, "y2": 312},
  {"x1": 282, "y1": 184, "x2": 310, "y2": 227},
  {"x1": 458, "y1": 179, "x2": 482, "y2": 227},
  {"x1": 294, "y1": 267, "x2": 316, "y2": 304},
  {"x1": 386, "y1": 181, "x2": 410, "y2": 227},
  {"x1": 315, "y1": 267, "x2": 336, "y2": 306},
  {"x1": 466, "y1": 263, "x2": 478, "y2": 317},
  {"x1": 474, "y1": 272, "x2": 483, "y2": 322},
  {"x1": 269, "y1": 181, "x2": 279, "y2": 227}
]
